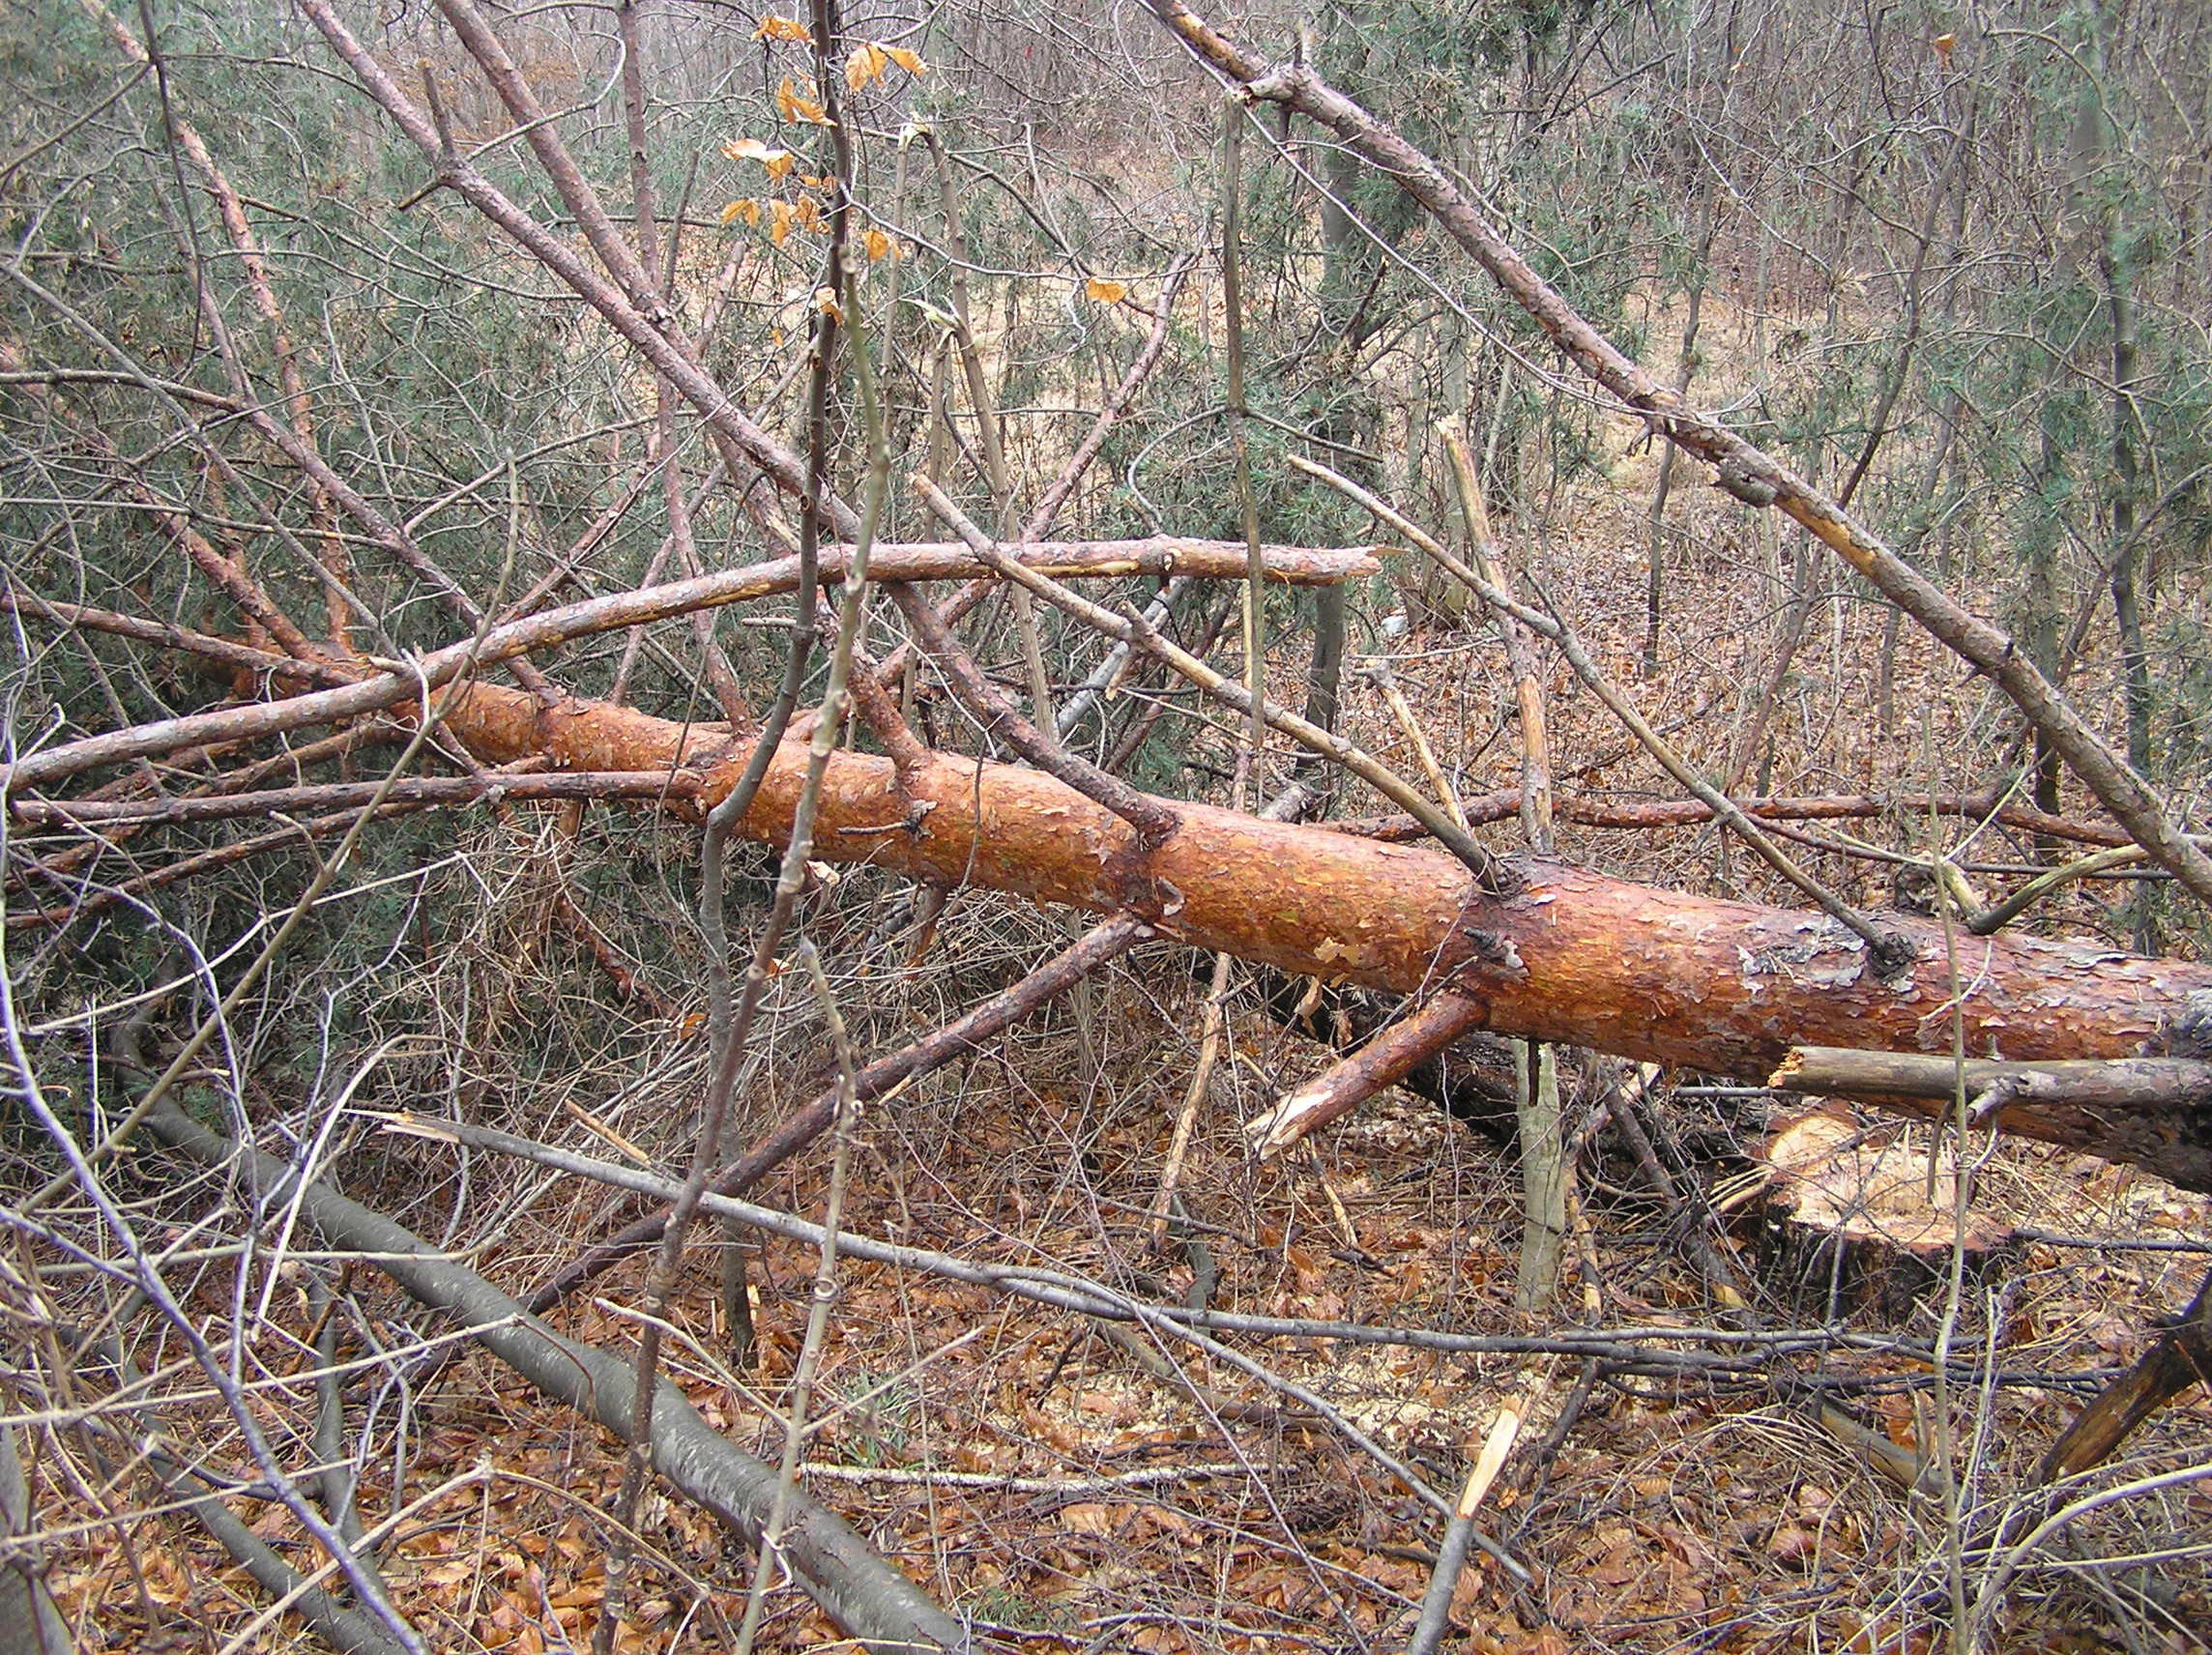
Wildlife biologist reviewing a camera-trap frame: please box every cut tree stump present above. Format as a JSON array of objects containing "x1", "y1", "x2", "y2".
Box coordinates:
[{"x1": 1756, "y1": 1109, "x2": 2020, "y2": 1321}]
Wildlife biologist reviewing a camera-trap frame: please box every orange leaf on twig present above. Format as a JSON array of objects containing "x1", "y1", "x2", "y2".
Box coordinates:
[{"x1": 776, "y1": 76, "x2": 832, "y2": 126}]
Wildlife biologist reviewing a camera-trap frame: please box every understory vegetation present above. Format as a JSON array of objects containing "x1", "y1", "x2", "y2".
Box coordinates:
[{"x1": 3, "y1": 0, "x2": 2210, "y2": 1651}]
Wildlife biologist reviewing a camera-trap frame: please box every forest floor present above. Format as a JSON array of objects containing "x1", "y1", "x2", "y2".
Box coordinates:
[{"x1": 39, "y1": 468, "x2": 2212, "y2": 1654}]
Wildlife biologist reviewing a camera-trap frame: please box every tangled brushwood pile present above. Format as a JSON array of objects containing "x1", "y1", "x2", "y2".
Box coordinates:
[{"x1": 22, "y1": 896, "x2": 2212, "y2": 1653}]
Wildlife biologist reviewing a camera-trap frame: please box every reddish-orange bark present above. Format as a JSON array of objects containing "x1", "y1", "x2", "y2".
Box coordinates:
[{"x1": 435, "y1": 679, "x2": 2212, "y2": 1189}]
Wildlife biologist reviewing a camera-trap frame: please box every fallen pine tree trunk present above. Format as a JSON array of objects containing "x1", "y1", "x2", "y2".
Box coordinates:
[{"x1": 436, "y1": 677, "x2": 2212, "y2": 1193}]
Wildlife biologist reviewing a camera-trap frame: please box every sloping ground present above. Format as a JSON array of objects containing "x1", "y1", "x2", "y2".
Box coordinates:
[{"x1": 36, "y1": 896, "x2": 2212, "y2": 1653}]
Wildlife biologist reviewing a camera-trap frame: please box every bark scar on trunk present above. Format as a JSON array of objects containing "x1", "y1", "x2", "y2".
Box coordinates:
[
  {"x1": 1735, "y1": 915, "x2": 1884, "y2": 994},
  {"x1": 1438, "y1": 876, "x2": 1529, "y2": 996},
  {"x1": 1103, "y1": 823, "x2": 1198, "y2": 921}
]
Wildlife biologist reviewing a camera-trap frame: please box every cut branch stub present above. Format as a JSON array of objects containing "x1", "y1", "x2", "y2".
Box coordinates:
[{"x1": 1249, "y1": 991, "x2": 1492, "y2": 1157}]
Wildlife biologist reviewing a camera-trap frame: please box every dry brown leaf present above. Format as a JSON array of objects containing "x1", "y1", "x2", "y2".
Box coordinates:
[
  {"x1": 1057, "y1": 1501, "x2": 1118, "y2": 1533},
  {"x1": 775, "y1": 76, "x2": 831, "y2": 126},
  {"x1": 1767, "y1": 1521, "x2": 1818, "y2": 1566},
  {"x1": 844, "y1": 43, "x2": 890, "y2": 90}
]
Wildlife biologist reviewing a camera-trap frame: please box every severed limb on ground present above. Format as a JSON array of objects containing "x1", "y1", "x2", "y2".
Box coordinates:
[{"x1": 138, "y1": 1097, "x2": 971, "y2": 1655}]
